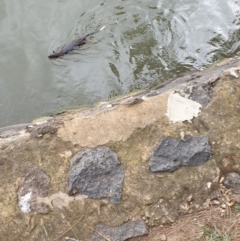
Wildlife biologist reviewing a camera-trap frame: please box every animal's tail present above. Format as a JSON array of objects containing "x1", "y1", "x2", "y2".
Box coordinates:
[{"x1": 86, "y1": 26, "x2": 106, "y2": 37}]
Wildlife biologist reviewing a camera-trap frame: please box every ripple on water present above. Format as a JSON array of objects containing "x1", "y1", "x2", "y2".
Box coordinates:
[{"x1": 0, "y1": 0, "x2": 239, "y2": 127}]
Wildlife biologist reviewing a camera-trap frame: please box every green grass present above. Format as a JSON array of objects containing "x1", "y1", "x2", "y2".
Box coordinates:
[
  {"x1": 203, "y1": 225, "x2": 231, "y2": 241},
  {"x1": 234, "y1": 204, "x2": 240, "y2": 211}
]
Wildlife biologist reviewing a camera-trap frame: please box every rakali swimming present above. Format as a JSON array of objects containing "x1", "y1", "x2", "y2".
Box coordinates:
[{"x1": 48, "y1": 26, "x2": 105, "y2": 59}]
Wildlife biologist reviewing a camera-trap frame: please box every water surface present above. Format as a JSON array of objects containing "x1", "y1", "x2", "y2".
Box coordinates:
[{"x1": 0, "y1": 0, "x2": 239, "y2": 127}]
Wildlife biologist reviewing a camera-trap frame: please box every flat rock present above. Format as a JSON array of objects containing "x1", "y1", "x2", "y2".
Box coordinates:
[
  {"x1": 149, "y1": 136, "x2": 211, "y2": 172},
  {"x1": 67, "y1": 146, "x2": 124, "y2": 204},
  {"x1": 166, "y1": 92, "x2": 202, "y2": 123},
  {"x1": 89, "y1": 220, "x2": 148, "y2": 241}
]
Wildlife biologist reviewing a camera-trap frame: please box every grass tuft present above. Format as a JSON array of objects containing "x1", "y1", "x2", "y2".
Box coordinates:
[{"x1": 203, "y1": 225, "x2": 231, "y2": 241}]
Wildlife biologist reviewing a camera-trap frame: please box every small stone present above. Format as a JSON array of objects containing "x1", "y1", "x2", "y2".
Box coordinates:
[
  {"x1": 212, "y1": 200, "x2": 220, "y2": 205},
  {"x1": 222, "y1": 172, "x2": 240, "y2": 194},
  {"x1": 207, "y1": 182, "x2": 212, "y2": 189},
  {"x1": 145, "y1": 210, "x2": 150, "y2": 217},
  {"x1": 160, "y1": 234, "x2": 167, "y2": 241},
  {"x1": 180, "y1": 131, "x2": 185, "y2": 140},
  {"x1": 61, "y1": 238, "x2": 78, "y2": 241},
  {"x1": 219, "y1": 176, "x2": 224, "y2": 184},
  {"x1": 187, "y1": 194, "x2": 193, "y2": 202}
]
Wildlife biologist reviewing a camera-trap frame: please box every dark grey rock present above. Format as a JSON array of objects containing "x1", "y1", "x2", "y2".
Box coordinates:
[
  {"x1": 222, "y1": 172, "x2": 240, "y2": 194},
  {"x1": 176, "y1": 83, "x2": 212, "y2": 105},
  {"x1": 89, "y1": 220, "x2": 148, "y2": 241},
  {"x1": 189, "y1": 83, "x2": 212, "y2": 104},
  {"x1": 149, "y1": 136, "x2": 211, "y2": 172},
  {"x1": 67, "y1": 146, "x2": 124, "y2": 204}
]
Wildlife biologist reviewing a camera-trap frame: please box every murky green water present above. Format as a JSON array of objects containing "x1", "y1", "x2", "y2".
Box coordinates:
[{"x1": 0, "y1": 0, "x2": 239, "y2": 127}]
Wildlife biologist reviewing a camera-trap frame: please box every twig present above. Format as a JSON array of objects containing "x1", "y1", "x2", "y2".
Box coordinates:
[
  {"x1": 54, "y1": 215, "x2": 84, "y2": 241},
  {"x1": 65, "y1": 219, "x2": 80, "y2": 240},
  {"x1": 43, "y1": 224, "x2": 54, "y2": 241},
  {"x1": 43, "y1": 225, "x2": 49, "y2": 238},
  {"x1": 225, "y1": 215, "x2": 240, "y2": 233},
  {"x1": 78, "y1": 221, "x2": 111, "y2": 241}
]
